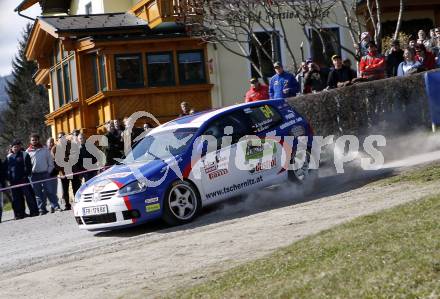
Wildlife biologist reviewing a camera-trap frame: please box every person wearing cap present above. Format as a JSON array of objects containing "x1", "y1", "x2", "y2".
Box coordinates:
[
  {"x1": 269, "y1": 61, "x2": 299, "y2": 99},
  {"x1": 327, "y1": 55, "x2": 356, "y2": 89},
  {"x1": 385, "y1": 40, "x2": 404, "y2": 77},
  {"x1": 359, "y1": 41, "x2": 386, "y2": 80},
  {"x1": 6, "y1": 140, "x2": 39, "y2": 219},
  {"x1": 244, "y1": 77, "x2": 269, "y2": 102}
]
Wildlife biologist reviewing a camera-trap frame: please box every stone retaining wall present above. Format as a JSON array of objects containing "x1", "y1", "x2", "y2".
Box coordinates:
[{"x1": 287, "y1": 71, "x2": 434, "y2": 137}]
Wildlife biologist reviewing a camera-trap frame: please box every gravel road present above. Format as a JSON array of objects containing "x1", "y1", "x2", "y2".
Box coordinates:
[{"x1": 0, "y1": 150, "x2": 439, "y2": 299}]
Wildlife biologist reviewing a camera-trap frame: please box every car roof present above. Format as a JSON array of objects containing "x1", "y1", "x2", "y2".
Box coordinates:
[{"x1": 149, "y1": 100, "x2": 286, "y2": 134}]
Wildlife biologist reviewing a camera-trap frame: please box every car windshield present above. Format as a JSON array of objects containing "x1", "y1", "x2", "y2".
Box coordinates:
[{"x1": 122, "y1": 128, "x2": 198, "y2": 164}]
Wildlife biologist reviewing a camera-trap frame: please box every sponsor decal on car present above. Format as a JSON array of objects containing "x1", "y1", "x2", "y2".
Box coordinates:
[
  {"x1": 244, "y1": 140, "x2": 277, "y2": 161},
  {"x1": 146, "y1": 203, "x2": 161, "y2": 213},
  {"x1": 145, "y1": 197, "x2": 159, "y2": 204},
  {"x1": 279, "y1": 117, "x2": 303, "y2": 129},
  {"x1": 208, "y1": 168, "x2": 229, "y2": 179},
  {"x1": 205, "y1": 176, "x2": 264, "y2": 199},
  {"x1": 106, "y1": 172, "x2": 132, "y2": 179},
  {"x1": 249, "y1": 158, "x2": 277, "y2": 174}
]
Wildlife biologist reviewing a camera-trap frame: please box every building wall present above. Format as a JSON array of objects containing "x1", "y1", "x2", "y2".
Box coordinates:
[
  {"x1": 208, "y1": 3, "x2": 356, "y2": 107},
  {"x1": 70, "y1": 0, "x2": 140, "y2": 14}
]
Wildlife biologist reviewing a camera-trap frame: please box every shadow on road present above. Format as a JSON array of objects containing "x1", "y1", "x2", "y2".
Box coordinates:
[{"x1": 94, "y1": 165, "x2": 398, "y2": 238}]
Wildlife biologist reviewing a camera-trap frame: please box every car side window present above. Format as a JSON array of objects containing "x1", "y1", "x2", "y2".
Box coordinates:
[
  {"x1": 202, "y1": 110, "x2": 252, "y2": 150},
  {"x1": 244, "y1": 104, "x2": 283, "y2": 133}
]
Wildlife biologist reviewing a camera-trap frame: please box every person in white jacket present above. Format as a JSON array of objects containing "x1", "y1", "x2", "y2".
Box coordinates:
[{"x1": 26, "y1": 133, "x2": 61, "y2": 215}]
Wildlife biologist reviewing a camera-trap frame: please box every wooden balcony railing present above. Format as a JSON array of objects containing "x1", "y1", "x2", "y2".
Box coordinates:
[{"x1": 131, "y1": 0, "x2": 202, "y2": 29}]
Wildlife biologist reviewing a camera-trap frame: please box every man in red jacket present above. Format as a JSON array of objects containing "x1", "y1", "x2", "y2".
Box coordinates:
[
  {"x1": 359, "y1": 41, "x2": 386, "y2": 80},
  {"x1": 245, "y1": 78, "x2": 269, "y2": 102}
]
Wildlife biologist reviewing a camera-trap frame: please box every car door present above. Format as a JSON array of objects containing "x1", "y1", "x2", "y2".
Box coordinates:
[
  {"x1": 239, "y1": 104, "x2": 286, "y2": 186},
  {"x1": 196, "y1": 110, "x2": 257, "y2": 202}
]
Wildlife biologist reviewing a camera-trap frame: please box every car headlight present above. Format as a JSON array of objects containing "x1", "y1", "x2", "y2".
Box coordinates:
[
  {"x1": 74, "y1": 191, "x2": 81, "y2": 203},
  {"x1": 117, "y1": 181, "x2": 147, "y2": 197}
]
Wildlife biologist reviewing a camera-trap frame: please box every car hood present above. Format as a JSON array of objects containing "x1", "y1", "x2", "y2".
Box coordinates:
[{"x1": 85, "y1": 158, "x2": 173, "y2": 189}]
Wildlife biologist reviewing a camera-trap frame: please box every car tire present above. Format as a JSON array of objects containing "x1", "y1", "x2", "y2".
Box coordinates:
[
  {"x1": 288, "y1": 149, "x2": 313, "y2": 184},
  {"x1": 162, "y1": 180, "x2": 201, "y2": 226}
]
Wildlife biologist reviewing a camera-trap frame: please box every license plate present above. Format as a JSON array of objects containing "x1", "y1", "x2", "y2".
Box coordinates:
[{"x1": 83, "y1": 205, "x2": 108, "y2": 216}]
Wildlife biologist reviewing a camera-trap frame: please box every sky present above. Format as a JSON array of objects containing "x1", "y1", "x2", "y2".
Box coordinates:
[{"x1": 0, "y1": 1, "x2": 41, "y2": 77}]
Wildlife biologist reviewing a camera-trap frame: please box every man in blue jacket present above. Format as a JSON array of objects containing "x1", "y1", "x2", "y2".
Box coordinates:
[
  {"x1": 269, "y1": 61, "x2": 300, "y2": 99},
  {"x1": 7, "y1": 140, "x2": 39, "y2": 219}
]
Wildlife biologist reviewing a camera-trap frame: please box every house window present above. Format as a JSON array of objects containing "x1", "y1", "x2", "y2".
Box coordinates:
[
  {"x1": 49, "y1": 42, "x2": 78, "y2": 109},
  {"x1": 249, "y1": 32, "x2": 281, "y2": 81},
  {"x1": 91, "y1": 54, "x2": 99, "y2": 95},
  {"x1": 99, "y1": 55, "x2": 107, "y2": 91},
  {"x1": 56, "y1": 68, "x2": 64, "y2": 106},
  {"x1": 85, "y1": 2, "x2": 92, "y2": 15},
  {"x1": 178, "y1": 51, "x2": 206, "y2": 85},
  {"x1": 146, "y1": 52, "x2": 175, "y2": 87},
  {"x1": 309, "y1": 27, "x2": 341, "y2": 67},
  {"x1": 63, "y1": 63, "x2": 71, "y2": 102},
  {"x1": 115, "y1": 54, "x2": 144, "y2": 89}
]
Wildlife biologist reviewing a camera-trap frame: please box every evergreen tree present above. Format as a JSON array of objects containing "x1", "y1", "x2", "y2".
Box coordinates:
[{"x1": 0, "y1": 23, "x2": 49, "y2": 155}]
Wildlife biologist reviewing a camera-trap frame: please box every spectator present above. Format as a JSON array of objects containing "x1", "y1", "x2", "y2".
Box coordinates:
[
  {"x1": 143, "y1": 123, "x2": 152, "y2": 132},
  {"x1": 269, "y1": 61, "x2": 299, "y2": 99},
  {"x1": 113, "y1": 119, "x2": 124, "y2": 141},
  {"x1": 244, "y1": 78, "x2": 269, "y2": 102},
  {"x1": 359, "y1": 41, "x2": 386, "y2": 80},
  {"x1": 397, "y1": 48, "x2": 422, "y2": 76},
  {"x1": 54, "y1": 132, "x2": 81, "y2": 211},
  {"x1": 417, "y1": 29, "x2": 432, "y2": 50},
  {"x1": 179, "y1": 101, "x2": 194, "y2": 117},
  {"x1": 46, "y1": 137, "x2": 60, "y2": 208},
  {"x1": 386, "y1": 40, "x2": 404, "y2": 77},
  {"x1": 415, "y1": 44, "x2": 436, "y2": 70},
  {"x1": 355, "y1": 32, "x2": 371, "y2": 59},
  {"x1": 431, "y1": 28, "x2": 440, "y2": 57},
  {"x1": 327, "y1": 55, "x2": 356, "y2": 89},
  {"x1": 7, "y1": 140, "x2": 39, "y2": 218},
  {"x1": 26, "y1": 133, "x2": 61, "y2": 214},
  {"x1": 343, "y1": 59, "x2": 357, "y2": 78},
  {"x1": 122, "y1": 117, "x2": 146, "y2": 155},
  {"x1": 0, "y1": 157, "x2": 6, "y2": 222},
  {"x1": 77, "y1": 133, "x2": 97, "y2": 182},
  {"x1": 408, "y1": 39, "x2": 416, "y2": 49},
  {"x1": 295, "y1": 61, "x2": 309, "y2": 94},
  {"x1": 303, "y1": 62, "x2": 324, "y2": 94},
  {"x1": 104, "y1": 121, "x2": 123, "y2": 166}
]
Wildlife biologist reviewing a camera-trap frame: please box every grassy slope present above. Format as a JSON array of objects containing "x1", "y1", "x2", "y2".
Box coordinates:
[{"x1": 173, "y1": 165, "x2": 440, "y2": 298}]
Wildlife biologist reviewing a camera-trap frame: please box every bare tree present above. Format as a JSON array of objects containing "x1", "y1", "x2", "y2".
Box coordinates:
[{"x1": 393, "y1": 0, "x2": 404, "y2": 40}]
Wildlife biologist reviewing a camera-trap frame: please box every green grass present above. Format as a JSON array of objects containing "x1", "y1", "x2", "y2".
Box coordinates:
[
  {"x1": 172, "y1": 194, "x2": 440, "y2": 298},
  {"x1": 381, "y1": 163, "x2": 440, "y2": 185}
]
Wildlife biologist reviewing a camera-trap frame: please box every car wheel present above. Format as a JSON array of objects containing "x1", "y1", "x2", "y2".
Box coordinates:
[
  {"x1": 288, "y1": 149, "x2": 312, "y2": 183},
  {"x1": 162, "y1": 180, "x2": 201, "y2": 226}
]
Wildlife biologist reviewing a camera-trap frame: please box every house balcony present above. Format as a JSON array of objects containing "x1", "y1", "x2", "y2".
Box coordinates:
[{"x1": 130, "y1": 0, "x2": 202, "y2": 29}]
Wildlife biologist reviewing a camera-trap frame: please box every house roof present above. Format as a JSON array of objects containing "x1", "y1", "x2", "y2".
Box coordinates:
[
  {"x1": 39, "y1": 13, "x2": 149, "y2": 35},
  {"x1": 15, "y1": 0, "x2": 39, "y2": 12},
  {"x1": 15, "y1": 0, "x2": 71, "y2": 13}
]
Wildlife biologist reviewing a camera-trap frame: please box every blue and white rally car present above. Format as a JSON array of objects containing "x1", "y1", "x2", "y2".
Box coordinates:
[{"x1": 73, "y1": 99, "x2": 314, "y2": 230}]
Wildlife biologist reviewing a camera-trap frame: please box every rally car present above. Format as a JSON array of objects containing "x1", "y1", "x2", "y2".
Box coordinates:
[{"x1": 73, "y1": 99, "x2": 314, "y2": 230}]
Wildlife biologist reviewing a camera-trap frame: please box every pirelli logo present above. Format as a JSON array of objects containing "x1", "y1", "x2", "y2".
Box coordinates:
[{"x1": 208, "y1": 169, "x2": 228, "y2": 180}]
